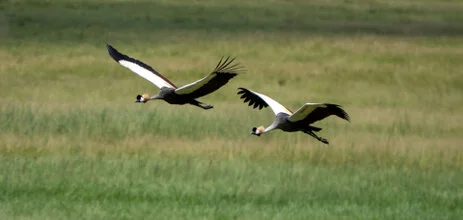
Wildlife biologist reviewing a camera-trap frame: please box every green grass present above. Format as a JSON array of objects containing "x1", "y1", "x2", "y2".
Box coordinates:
[
  {"x1": 1, "y1": 157, "x2": 460, "y2": 219},
  {"x1": 1, "y1": 0, "x2": 463, "y2": 219}
]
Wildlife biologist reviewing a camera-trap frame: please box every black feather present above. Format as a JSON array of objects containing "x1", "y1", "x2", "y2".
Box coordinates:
[
  {"x1": 237, "y1": 87, "x2": 269, "y2": 110},
  {"x1": 298, "y1": 103, "x2": 351, "y2": 125},
  {"x1": 179, "y1": 57, "x2": 242, "y2": 99}
]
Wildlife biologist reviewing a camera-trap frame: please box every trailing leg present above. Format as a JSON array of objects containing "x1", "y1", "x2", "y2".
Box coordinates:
[
  {"x1": 308, "y1": 125, "x2": 322, "y2": 132},
  {"x1": 189, "y1": 100, "x2": 213, "y2": 110},
  {"x1": 303, "y1": 130, "x2": 329, "y2": 144}
]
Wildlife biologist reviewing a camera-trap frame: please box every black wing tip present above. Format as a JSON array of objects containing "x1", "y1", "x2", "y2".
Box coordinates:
[
  {"x1": 236, "y1": 87, "x2": 268, "y2": 110},
  {"x1": 106, "y1": 43, "x2": 124, "y2": 62},
  {"x1": 335, "y1": 106, "x2": 351, "y2": 122},
  {"x1": 325, "y1": 103, "x2": 351, "y2": 122},
  {"x1": 339, "y1": 110, "x2": 351, "y2": 122},
  {"x1": 343, "y1": 111, "x2": 351, "y2": 122},
  {"x1": 105, "y1": 43, "x2": 115, "y2": 52},
  {"x1": 214, "y1": 56, "x2": 244, "y2": 74},
  {"x1": 237, "y1": 87, "x2": 249, "y2": 94}
]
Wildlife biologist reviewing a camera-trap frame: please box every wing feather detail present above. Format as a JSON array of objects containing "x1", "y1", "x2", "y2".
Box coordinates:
[
  {"x1": 288, "y1": 103, "x2": 350, "y2": 124},
  {"x1": 174, "y1": 57, "x2": 242, "y2": 98},
  {"x1": 237, "y1": 88, "x2": 292, "y2": 115},
  {"x1": 106, "y1": 44, "x2": 176, "y2": 89}
]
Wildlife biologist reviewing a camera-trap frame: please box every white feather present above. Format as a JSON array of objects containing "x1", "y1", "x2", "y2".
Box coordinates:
[
  {"x1": 249, "y1": 89, "x2": 292, "y2": 116},
  {"x1": 119, "y1": 60, "x2": 175, "y2": 89},
  {"x1": 288, "y1": 103, "x2": 327, "y2": 122},
  {"x1": 174, "y1": 72, "x2": 216, "y2": 95}
]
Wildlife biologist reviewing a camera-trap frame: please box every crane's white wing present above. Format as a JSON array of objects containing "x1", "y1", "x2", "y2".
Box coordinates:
[
  {"x1": 237, "y1": 88, "x2": 292, "y2": 115},
  {"x1": 175, "y1": 57, "x2": 240, "y2": 97},
  {"x1": 106, "y1": 44, "x2": 176, "y2": 89},
  {"x1": 174, "y1": 72, "x2": 224, "y2": 95},
  {"x1": 288, "y1": 103, "x2": 327, "y2": 122},
  {"x1": 288, "y1": 103, "x2": 350, "y2": 123}
]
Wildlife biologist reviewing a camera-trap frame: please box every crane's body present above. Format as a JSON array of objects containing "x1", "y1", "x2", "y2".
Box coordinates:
[
  {"x1": 238, "y1": 88, "x2": 350, "y2": 144},
  {"x1": 106, "y1": 44, "x2": 241, "y2": 110}
]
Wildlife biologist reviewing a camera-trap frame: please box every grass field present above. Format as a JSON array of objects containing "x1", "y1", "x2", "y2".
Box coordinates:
[{"x1": 1, "y1": 0, "x2": 463, "y2": 219}]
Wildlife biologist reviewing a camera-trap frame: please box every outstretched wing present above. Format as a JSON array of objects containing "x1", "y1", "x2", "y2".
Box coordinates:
[
  {"x1": 106, "y1": 44, "x2": 176, "y2": 89},
  {"x1": 174, "y1": 57, "x2": 241, "y2": 98},
  {"x1": 237, "y1": 87, "x2": 292, "y2": 115},
  {"x1": 288, "y1": 103, "x2": 350, "y2": 124}
]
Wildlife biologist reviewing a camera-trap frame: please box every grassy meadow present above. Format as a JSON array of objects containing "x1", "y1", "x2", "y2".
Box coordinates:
[{"x1": 1, "y1": 0, "x2": 463, "y2": 219}]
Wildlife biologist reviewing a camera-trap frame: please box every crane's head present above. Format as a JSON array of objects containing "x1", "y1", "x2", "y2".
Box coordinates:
[
  {"x1": 135, "y1": 93, "x2": 150, "y2": 103},
  {"x1": 251, "y1": 126, "x2": 265, "y2": 136}
]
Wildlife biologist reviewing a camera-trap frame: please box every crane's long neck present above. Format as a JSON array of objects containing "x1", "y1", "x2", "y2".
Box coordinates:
[
  {"x1": 263, "y1": 120, "x2": 279, "y2": 133},
  {"x1": 253, "y1": 123, "x2": 277, "y2": 136},
  {"x1": 150, "y1": 93, "x2": 162, "y2": 100}
]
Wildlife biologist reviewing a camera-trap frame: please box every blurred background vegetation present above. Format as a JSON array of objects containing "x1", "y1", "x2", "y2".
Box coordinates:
[{"x1": 0, "y1": 0, "x2": 462, "y2": 219}]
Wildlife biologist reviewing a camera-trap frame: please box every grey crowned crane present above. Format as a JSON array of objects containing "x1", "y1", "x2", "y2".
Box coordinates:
[
  {"x1": 237, "y1": 88, "x2": 350, "y2": 144},
  {"x1": 106, "y1": 44, "x2": 242, "y2": 110}
]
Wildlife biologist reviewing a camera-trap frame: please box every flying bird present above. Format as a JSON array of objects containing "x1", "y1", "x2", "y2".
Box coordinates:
[
  {"x1": 237, "y1": 87, "x2": 350, "y2": 144},
  {"x1": 106, "y1": 44, "x2": 242, "y2": 110}
]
